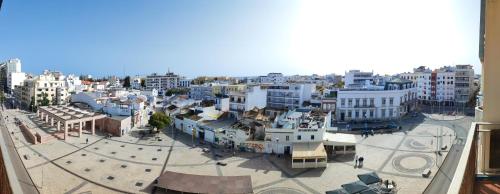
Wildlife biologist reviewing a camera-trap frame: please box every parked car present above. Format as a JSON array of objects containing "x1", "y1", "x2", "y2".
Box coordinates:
[{"x1": 387, "y1": 123, "x2": 399, "y2": 129}]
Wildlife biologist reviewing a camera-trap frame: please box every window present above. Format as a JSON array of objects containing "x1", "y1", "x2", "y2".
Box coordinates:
[
  {"x1": 369, "y1": 110, "x2": 374, "y2": 117},
  {"x1": 347, "y1": 111, "x2": 352, "y2": 118},
  {"x1": 369, "y1": 98, "x2": 374, "y2": 106},
  {"x1": 362, "y1": 98, "x2": 367, "y2": 106},
  {"x1": 389, "y1": 109, "x2": 394, "y2": 117},
  {"x1": 355, "y1": 111, "x2": 359, "y2": 118},
  {"x1": 297, "y1": 135, "x2": 301, "y2": 140},
  {"x1": 382, "y1": 98, "x2": 386, "y2": 105},
  {"x1": 334, "y1": 146, "x2": 344, "y2": 151},
  {"x1": 286, "y1": 136, "x2": 289, "y2": 141},
  {"x1": 348, "y1": 98, "x2": 352, "y2": 106},
  {"x1": 362, "y1": 110, "x2": 367, "y2": 118},
  {"x1": 381, "y1": 109, "x2": 386, "y2": 117},
  {"x1": 355, "y1": 99, "x2": 360, "y2": 107},
  {"x1": 293, "y1": 159, "x2": 303, "y2": 163},
  {"x1": 341, "y1": 98, "x2": 345, "y2": 106},
  {"x1": 389, "y1": 97, "x2": 394, "y2": 105},
  {"x1": 305, "y1": 159, "x2": 316, "y2": 163},
  {"x1": 311, "y1": 135, "x2": 315, "y2": 140}
]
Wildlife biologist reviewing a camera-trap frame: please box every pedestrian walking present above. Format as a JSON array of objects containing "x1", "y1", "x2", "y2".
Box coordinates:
[
  {"x1": 358, "y1": 156, "x2": 364, "y2": 167},
  {"x1": 354, "y1": 155, "x2": 358, "y2": 167},
  {"x1": 86, "y1": 138, "x2": 88, "y2": 144}
]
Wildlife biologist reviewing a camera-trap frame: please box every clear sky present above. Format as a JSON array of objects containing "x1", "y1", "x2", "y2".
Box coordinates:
[{"x1": 0, "y1": 0, "x2": 481, "y2": 78}]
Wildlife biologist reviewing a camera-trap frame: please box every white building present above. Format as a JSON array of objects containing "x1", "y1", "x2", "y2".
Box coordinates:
[
  {"x1": 400, "y1": 65, "x2": 474, "y2": 105},
  {"x1": 131, "y1": 76, "x2": 142, "y2": 89},
  {"x1": 7, "y1": 72, "x2": 26, "y2": 94},
  {"x1": 336, "y1": 78, "x2": 417, "y2": 122},
  {"x1": 145, "y1": 72, "x2": 180, "y2": 94},
  {"x1": 400, "y1": 66, "x2": 432, "y2": 102},
  {"x1": 178, "y1": 78, "x2": 191, "y2": 88},
  {"x1": 14, "y1": 70, "x2": 68, "y2": 108},
  {"x1": 1, "y1": 58, "x2": 23, "y2": 93},
  {"x1": 189, "y1": 84, "x2": 214, "y2": 101},
  {"x1": 64, "y1": 74, "x2": 83, "y2": 94},
  {"x1": 265, "y1": 83, "x2": 315, "y2": 117},
  {"x1": 259, "y1": 73, "x2": 286, "y2": 84},
  {"x1": 265, "y1": 109, "x2": 331, "y2": 168},
  {"x1": 108, "y1": 76, "x2": 121, "y2": 88},
  {"x1": 435, "y1": 67, "x2": 456, "y2": 102},
  {"x1": 70, "y1": 91, "x2": 154, "y2": 127},
  {"x1": 455, "y1": 65, "x2": 475, "y2": 103},
  {"x1": 344, "y1": 70, "x2": 374, "y2": 88},
  {"x1": 229, "y1": 85, "x2": 267, "y2": 117}
]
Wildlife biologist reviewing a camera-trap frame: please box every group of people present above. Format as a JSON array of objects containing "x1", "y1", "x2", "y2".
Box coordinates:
[
  {"x1": 354, "y1": 155, "x2": 365, "y2": 168},
  {"x1": 361, "y1": 130, "x2": 375, "y2": 138}
]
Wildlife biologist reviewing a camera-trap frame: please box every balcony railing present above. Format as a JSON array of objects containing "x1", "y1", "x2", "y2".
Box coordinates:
[{"x1": 448, "y1": 122, "x2": 500, "y2": 194}]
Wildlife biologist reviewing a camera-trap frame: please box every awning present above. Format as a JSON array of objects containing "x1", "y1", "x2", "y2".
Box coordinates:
[
  {"x1": 155, "y1": 171, "x2": 253, "y2": 194},
  {"x1": 292, "y1": 142, "x2": 327, "y2": 159},
  {"x1": 357, "y1": 171, "x2": 381, "y2": 185},
  {"x1": 341, "y1": 181, "x2": 370, "y2": 194},
  {"x1": 325, "y1": 188, "x2": 349, "y2": 194}
]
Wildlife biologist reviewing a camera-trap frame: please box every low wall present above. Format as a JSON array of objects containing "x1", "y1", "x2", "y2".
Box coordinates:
[
  {"x1": 0, "y1": 147, "x2": 13, "y2": 194},
  {"x1": 19, "y1": 124, "x2": 38, "y2": 144},
  {"x1": 35, "y1": 132, "x2": 56, "y2": 144}
]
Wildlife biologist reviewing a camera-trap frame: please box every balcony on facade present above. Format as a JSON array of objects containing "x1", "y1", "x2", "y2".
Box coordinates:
[{"x1": 447, "y1": 122, "x2": 500, "y2": 194}]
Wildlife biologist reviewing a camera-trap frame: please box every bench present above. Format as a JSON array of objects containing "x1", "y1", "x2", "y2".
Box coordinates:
[{"x1": 422, "y1": 168, "x2": 432, "y2": 178}]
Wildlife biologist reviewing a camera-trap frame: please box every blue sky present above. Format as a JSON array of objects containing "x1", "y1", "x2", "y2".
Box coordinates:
[{"x1": 0, "y1": 0, "x2": 481, "y2": 78}]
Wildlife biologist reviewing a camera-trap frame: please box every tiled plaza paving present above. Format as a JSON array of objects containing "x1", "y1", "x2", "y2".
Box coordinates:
[{"x1": 1, "y1": 109, "x2": 472, "y2": 194}]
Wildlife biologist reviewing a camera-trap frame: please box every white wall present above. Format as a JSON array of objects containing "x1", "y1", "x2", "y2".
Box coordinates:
[
  {"x1": 8, "y1": 72, "x2": 26, "y2": 93},
  {"x1": 336, "y1": 88, "x2": 416, "y2": 121},
  {"x1": 245, "y1": 86, "x2": 267, "y2": 111}
]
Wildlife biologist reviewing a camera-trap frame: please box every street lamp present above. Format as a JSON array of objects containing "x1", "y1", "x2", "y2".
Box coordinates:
[
  {"x1": 275, "y1": 137, "x2": 279, "y2": 156},
  {"x1": 191, "y1": 128, "x2": 196, "y2": 147}
]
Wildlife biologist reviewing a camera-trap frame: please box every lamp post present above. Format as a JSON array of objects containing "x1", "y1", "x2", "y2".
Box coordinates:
[
  {"x1": 275, "y1": 137, "x2": 279, "y2": 157},
  {"x1": 192, "y1": 128, "x2": 196, "y2": 148}
]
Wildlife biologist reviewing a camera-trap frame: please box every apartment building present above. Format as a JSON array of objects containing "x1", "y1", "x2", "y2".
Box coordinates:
[
  {"x1": 14, "y1": 70, "x2": 68, "y2": 109},
  {"x1": 455, "y1": 64, "x2": 475, "y2": 103},
  {"x1": 401, "y1": 65, "x2": 474, "y2": 105},
  {"x1": 434, "y1": 67, "x2": 456, "y2": 103},
  {"x1": 259, "y1": 73, "x2": 286, "y2": 84},
  {"x1": 211, "y1": 83, "x2": 228, "y2": 96},
  {"x1": 145, "y1": 72, "x2": 180, "y2": 94},
  {"x1": 265, "y1": 83, "x2": 315, "y2": 117},
  {"x1": 0, "y1": 58, "x2": 23, "y2": 93},
  {"x1": 131, "y1": 76, "x2": 142, "y2": 89},
  {"x1": 189, "y1": 84, "x2": 214, "y2": 101},
  {"x1": 336, "y1": 78, "x2": 417, "y2": 122},
  {"x1": 344, "y1": 70, "x2": 374, "y2": 88},
  {"x1": 228, "y1": 85, "x2": 267, "y2": 117}
]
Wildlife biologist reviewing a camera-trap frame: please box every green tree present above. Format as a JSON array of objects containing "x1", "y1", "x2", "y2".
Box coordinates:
[
  {"x1": 165, "y1": 88, "x2": 190, "y2": 96},
  {"x1": 140, "y1": 79, "x2": 146, "y2": 87},
  {"x1": 30, "y1": 96, "x2": 37, "y2": 112},
  {"x1": 148, "y1": 112, "x2": 172, "y2": 130},
  {"x1": 123, "y1": 76, "x2": 131, "y2": 88},
  {"x1": 39, "y1": 92, "x2": 51, "y2": 106}
]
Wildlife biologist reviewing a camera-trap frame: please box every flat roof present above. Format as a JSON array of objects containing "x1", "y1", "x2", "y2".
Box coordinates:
[
  {"x1": 155, "y1": 171, "x2": 253, "y2": 194},
  {"x1": 323, "y1": 133, "x2": 357, "y2": 146},
  {"x1": 292, "y1": 142, "x2": 327, "y2": 159}
]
